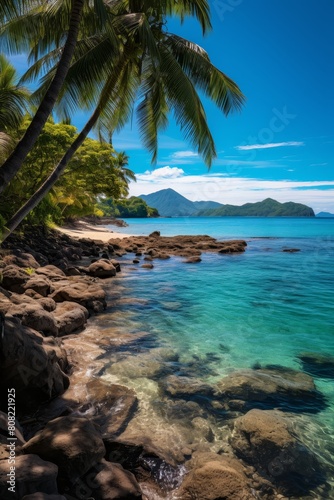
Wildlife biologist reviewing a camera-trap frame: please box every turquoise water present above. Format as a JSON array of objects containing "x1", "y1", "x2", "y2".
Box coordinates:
[{"x1": 102, "y1": 218, "x2": 334, "y2": 495}]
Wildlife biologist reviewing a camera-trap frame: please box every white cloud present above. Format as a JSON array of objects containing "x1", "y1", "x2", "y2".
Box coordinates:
[
  {"x1": 140, "y1": 166, "x2": 185, "y2": 180},
  {"x1": 171, "y1": 151, "x2": 199, "y2": 159},
  {"x1": 236, "y1": 141, "x2": 304, "y2": 151},
  {"x1": 130, "y1": 174, "x2": 334, "y2": 212}
]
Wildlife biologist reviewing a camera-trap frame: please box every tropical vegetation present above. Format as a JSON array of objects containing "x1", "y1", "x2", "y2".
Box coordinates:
[{"x1": 0, "y1": 0, "x2": 244, "y2": 240}]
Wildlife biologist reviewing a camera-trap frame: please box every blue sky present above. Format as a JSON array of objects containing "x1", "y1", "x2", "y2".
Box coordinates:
[{"x1": 9, "y1": 0, "x2": 334, "y2": 212}]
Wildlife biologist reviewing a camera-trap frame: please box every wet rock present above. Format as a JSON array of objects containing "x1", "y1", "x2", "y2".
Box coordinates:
[
  {"x1": 161, "y1": 375, "x2": 214, "y2": 398},
  {"x1": 216, "y1": 366, "x2": 327, "y2": 412},
  {"x1": 230, "y1": 409, "x2": 323, "y2": 494},
  {"x1": 51, "y1": 280, "x2": 106, "y2": 313},
  {"x1": 107, "y1": 348, "x2": 178, "y2": 379},
  {"x1": 72, "y1": 459, "x2": 142, "y2": 499},
  {"x1": 176, "y1": 453, "x2": 253, "y2": 499},
  {"x1": 53, "y1": 301, "x2": 88, "y2": 336},
  {"x1": 1, "y1": 265, "x2": 30, "y2": 293},
  {"x1": 0, "y1": 318, "x2": 69, "y2": 407},
  {"x1": 84, "y1": 379, "x2": 138, "y2": 438},
  {"x1": 23, "y1": 416, "x2": 106, "y2": 484},
  {"x1": 191, "y1": 417, "x2": 214, "y2": 442},
  {"x1": 184, "y1": 256, "x2": 202, "y2": 263},
  {"x1": 88, "y1": 260, "x2": 117, "y2": 278},
  {"x1": 110, "y1": 259, "x2": 121, "y2": 272},
  {"x1": 297, "y1": 352, "x2": 334, "y2": 379},
  {"x1": 141, "y1": 263, "x2": 154, "y2": 269},
  {"x1": 133, "y1": 259, "x2": 140, "y2": 264},
  {"x1": 160, "y1": 400, "x2": 205, "y2": 421},
  {"x1": 282, "y1": 248, "x2": 300, "y2": 253},
  {"x1": 0, "y1": 454, "x2": 58, "y2": 500},
  {"x1": 218, "y1": 240, "x2": 247, "y2": 254}
]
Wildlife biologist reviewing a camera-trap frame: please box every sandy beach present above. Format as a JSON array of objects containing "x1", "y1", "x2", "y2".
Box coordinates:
[{"x1": 57, "y1": 219, "x2": 134, "y2": 241}]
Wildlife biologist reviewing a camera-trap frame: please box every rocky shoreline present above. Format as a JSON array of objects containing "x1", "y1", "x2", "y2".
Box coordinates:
[{"x1": 0, "y1": 227, "x2": 332, "y2": 499}]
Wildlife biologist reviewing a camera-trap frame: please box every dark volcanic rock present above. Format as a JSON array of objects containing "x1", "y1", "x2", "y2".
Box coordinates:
[
  {"x1": 51, "y1": 280, "x2": 106, "y2": 313},
  {"x1": 53, "y1": 301, "x2": 88, "y2": 336}
]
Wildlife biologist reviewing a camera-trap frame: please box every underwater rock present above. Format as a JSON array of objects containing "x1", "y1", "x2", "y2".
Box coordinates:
[
  {"x1": 175, "y1": 453, "x2": 254, "y2": 500},
  {"x1": 231, "y1": 409, "x2": 324, "y2": 495},
  {"x1": 216, "y1": 366, "x2": 327, "y2": 413},
  {"x1": 71, "y1": 459, "x2": 142, "y2": 499},
  {"x1": 297, "y1": 352, "x2": 334, "y2": 379},
  {"x1": 161, "y1": 375, "x2": 214, "y2": 398}
]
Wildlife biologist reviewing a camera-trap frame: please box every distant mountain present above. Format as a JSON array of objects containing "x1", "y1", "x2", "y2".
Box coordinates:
[
  {"x1": 139, "y1": 188, "x2": 223, "y2": 216},
  {"x1": 316, "y1": 211, "x2": 334, "y2": 218},
  {"x1": 139, "y1": 190, "x2": 315, "y2": 217},
  {"x1": 198, "y1": 198, "x2": 315, "y2": 217}
]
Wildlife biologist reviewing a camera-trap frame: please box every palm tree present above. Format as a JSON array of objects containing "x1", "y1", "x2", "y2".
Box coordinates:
[
  {"x1": 1, "y1": 1, "x2": 244, "y2": 240},
  {"x1": 0, "y1": 0, "x2": 111, "y2": 194},
  {"x1": 0, "y1": 53, "x2": 29, "y2": 161}
]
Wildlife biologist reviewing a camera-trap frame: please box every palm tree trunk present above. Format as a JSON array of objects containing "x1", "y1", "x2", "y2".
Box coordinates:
[
  {"x1": 1, "y1": 107, "x2": 101, "y2": 241},
  {"x1": 0, "y1": 0, "x2": 84, "y2": 194}
]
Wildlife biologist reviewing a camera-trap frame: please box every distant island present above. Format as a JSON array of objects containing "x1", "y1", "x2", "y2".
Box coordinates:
[
  {"x1": 139, "y1": 189, "x2": 315, "y2": 217},
  {"x1": 316, "y1": 211, "x2": 334, "y2": 218}
]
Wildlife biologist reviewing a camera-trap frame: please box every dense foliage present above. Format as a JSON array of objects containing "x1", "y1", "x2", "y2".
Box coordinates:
[
  {"x1": 0, "y1": 118, "x2": 135, "y2": 227},
  {"x1": 198, "y1": 198, "x2": 315, "y2": 217},
  {"x1": 98, "y1": 196, "x2": 159, "y2": 218}
]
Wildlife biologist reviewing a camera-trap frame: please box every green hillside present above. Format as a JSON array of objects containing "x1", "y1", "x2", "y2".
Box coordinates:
[{"x1": 198, "y1": 198, "x2": 315, "y2": 217}]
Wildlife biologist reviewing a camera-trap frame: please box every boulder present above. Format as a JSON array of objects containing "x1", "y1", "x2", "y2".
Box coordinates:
[
  {"x1": 7, "y1": 302, "x2": 58, "y2": 336},
  {"x1": 23, "y1": 276, "x2": 51, "y2": 297},
  {"x1": 216, "y1": 366, "x2": 327, "y2": 412},
  {"x1": 231, "y1": 409, "x2": 323, "y2": 493},
  {"x1": 218, "y1": 240, "x2": 247, "y2": 254},
  {"x1": 88, "y1": 260, "x2": 117, "y2": 278},
  {"x1": 141, "y1": 263, "x2": 154, "y2": 269},
  {"x1": 0, "y1": 318, "x2": 69, "y2": 406},
  {"x1": 176, "y1": 456, "x2": 253, "y2": 500},
  {"x1": 0, "y1": 291, "x2": 12, "y2": 315},
  {"x1": 53, "y1": 301, "x2": 88, "y2": 336},
  {"x1": 1, "y1": 265, "x2": 30, "y2": 293},
  {"x1": 110, "y1": 259, "x2": 121, "y2": 272},
  {"x1": 0, "y1": 454, "x2": 58, "y2": 500},
  {"x1": 37, "y1": 297, "x2": 57, "y2": 312},
  {"x1": 50, "y1": 280, "x2": 106, "y2": 313},
  {"x1": 72, "y1": 459, "x2": 142, "y2": 499},
  {"x1": 161, "y1": 375, "x2": 214, "y2": 398},
  {"x1": 184, "y1": 256, "x2": 202, "y2": 263},
  {"x1": 84, "y1": 379, "x2": 138, "y2": 438},
  {"x1": 22, "y1": 416, "x2": 106, "y2": 483},
  {"x1": 2, "y1": 252, "x2": 40, "y2": 269},
  {"x1": 35, "y1": 265, "x2": 66, "y2": 280}
]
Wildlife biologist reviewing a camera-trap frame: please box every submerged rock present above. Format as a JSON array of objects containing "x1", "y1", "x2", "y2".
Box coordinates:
[
  {"x1": 216, "y1": 366, "x2": 327, "y2": 413},
  {"x1": 161, "y1": 375, "x2": 214, "y2": 398},
  {"x1": 231, "y1": 409, "x2": 324, "y2": 495},
  {"x1": 71, "y1": 459, "x2": 142, "y2": 499},
  {"x1": 297, "y1": 352, "x2": 334, "y2": 379},
  {"x1": 175, "y1": 452, "x2": 254, "y2": 500}
]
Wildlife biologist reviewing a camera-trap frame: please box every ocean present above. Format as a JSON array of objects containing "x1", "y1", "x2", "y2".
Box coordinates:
[{"x1": 98, "y1": 217, "x2": 334, "y2": 497}]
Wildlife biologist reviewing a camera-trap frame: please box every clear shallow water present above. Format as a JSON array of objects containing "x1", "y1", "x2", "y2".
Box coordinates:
[{"x1": 101, "y1": 218, "x2": 334, "y2": 496}]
